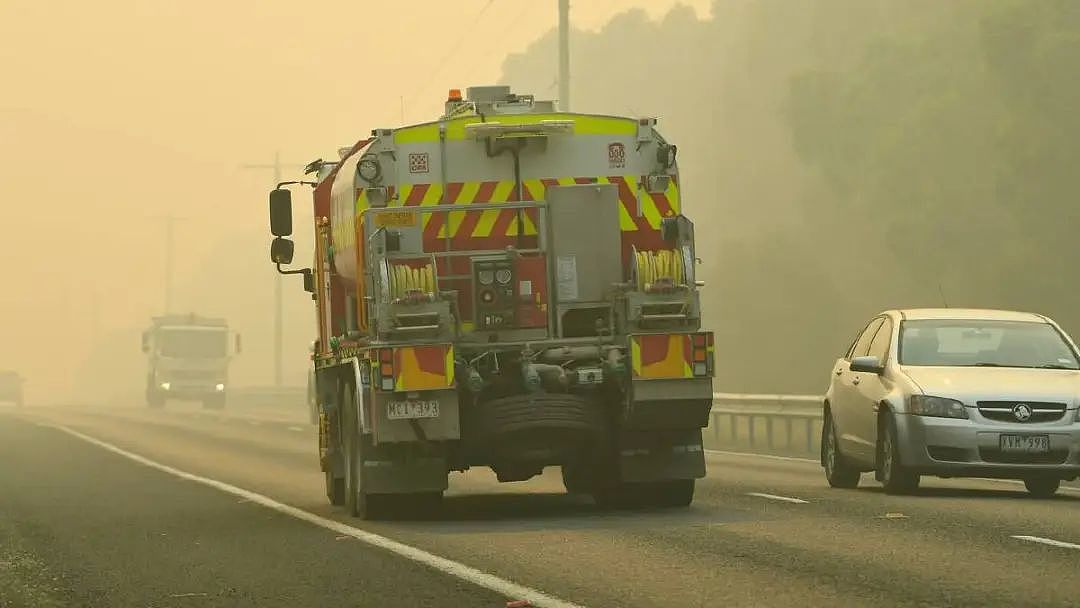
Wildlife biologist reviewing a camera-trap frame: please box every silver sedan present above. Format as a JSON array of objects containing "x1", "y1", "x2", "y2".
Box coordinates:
[{"x1": 822, "y1": 308, "x2": 1080, "y2": 497}]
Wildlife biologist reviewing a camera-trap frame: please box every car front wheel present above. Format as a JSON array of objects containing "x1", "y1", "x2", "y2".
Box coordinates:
[{"x1": 879, "y1": 413, "x2": 920, "y2": 495}]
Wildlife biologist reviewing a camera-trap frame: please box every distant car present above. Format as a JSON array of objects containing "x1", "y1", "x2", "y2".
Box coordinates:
[
  {"x1": 822, "y1": 308, "x2": 1080, "y2": 498},
  {"x1": 0, "y1": 371, "x2": 24, "y2": 406}
]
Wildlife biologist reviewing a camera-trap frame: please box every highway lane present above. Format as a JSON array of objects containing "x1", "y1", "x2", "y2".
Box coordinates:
[
  {"x1": 4, "y1": 402, "x2": 1080, "y2": 607},
  {"x1": 0, "y1": 412, "x2": 504, "y2": 608}
]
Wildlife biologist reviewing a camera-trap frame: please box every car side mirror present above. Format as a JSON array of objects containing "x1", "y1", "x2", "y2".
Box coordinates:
[
  {"x1": 269, "y1": 188, "x2": 293, "y2": 237},
  {"x1": 234, "y1": 334, "x2": 242, "y2": 354},
  {"x1": 271, "y1": 237, "x2": 295, "y2": 265},
  {"x1": 850, "y1": 355, "x2": 885, "y2": 374}
]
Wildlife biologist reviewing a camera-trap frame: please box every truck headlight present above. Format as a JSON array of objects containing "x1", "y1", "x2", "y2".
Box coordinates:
[
  {"x1": 909, "y1": 395, "x2": 968, "y2": 419},
  {"x1": 160, "y1": 382, "x2": 171, "y2": 391},
  {"x1": 215, "y1": 383, "x2": 225, "y2": 392}
]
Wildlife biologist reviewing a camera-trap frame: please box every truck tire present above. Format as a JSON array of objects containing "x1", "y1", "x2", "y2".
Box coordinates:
[
  {"x1": 342, "y1": 381, "x2": 387, "y2": 520},
  {"x1": 644, "y1": 479, "x2": 695, "y2": 508},
  {"x1": 325, "y1": 471, "x2": 345, "y2": 506},
  {"x1": 592, "y1": 482, "x2": 645, "y2": 509}
]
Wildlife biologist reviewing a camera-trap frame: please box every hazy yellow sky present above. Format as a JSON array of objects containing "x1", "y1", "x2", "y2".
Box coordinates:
[{"x1": 0, "y1": 0, "x2": 710, "y2": 400}]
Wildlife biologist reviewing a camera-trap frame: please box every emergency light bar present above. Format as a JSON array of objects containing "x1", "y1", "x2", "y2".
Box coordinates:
[{"x1": 465, "y1": 120, "x2": 575, "y2": 139}]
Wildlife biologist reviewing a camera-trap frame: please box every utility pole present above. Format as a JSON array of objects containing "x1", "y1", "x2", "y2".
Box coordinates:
[
  {"x1": 150, "y1": 214, "x2": 187, "y2": 314},
  {"x1": 241, "y1": 152, "x2": 305, "y2": 388},
  {"x1": 558, "y1": 0, "x2": 570, "y2": 111}
]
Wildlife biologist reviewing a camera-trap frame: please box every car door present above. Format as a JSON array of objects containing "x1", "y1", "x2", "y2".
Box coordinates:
[
  {"x1": 831, "y1": 317, "x2": 884, "y2": 462},
  {"x1": 849, "y1": 317, "x2": 895, "y2": 462}
]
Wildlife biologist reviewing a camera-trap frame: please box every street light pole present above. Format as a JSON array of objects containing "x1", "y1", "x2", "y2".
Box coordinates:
[
  {"x1": 241, "y1": 152, "x2": 304, "y2": 388},
  {"x1": 151, "y1": 214, "x2": 187, "y2": 315},
  {"x1": 558, "y1": 0, "x2": 570, "y2": 111}
]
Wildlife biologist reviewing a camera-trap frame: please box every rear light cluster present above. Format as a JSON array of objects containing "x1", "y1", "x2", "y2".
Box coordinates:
[
  {"x1": 377, "y1": 348, "x2": 395, "y2": 391},
  {"x1": 692, "y1": 332, "x2": 714, "y2": 377}
]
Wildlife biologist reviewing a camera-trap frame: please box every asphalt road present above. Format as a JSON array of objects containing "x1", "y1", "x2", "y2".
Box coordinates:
[{"x1": 1, "y1": 402, "x2": 1078, "y2": 607}]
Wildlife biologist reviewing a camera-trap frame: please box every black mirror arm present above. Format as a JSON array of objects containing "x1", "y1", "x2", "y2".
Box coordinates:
[
  {"x1": 276, "y1": 180, "x2": 318, "y2": 190},
  {"x1": 276, "y1": 263, "x2": 311, "y2": 278}
]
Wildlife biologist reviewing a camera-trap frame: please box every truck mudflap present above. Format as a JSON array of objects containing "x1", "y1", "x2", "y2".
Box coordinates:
[
  {"x1": 362, "y1": 454, "x2": 450, "y2": 494},
  {"x1": 626, "y1": 377, "x2": 713, "y2": 429},
  {"x1": 617, "y1": 429, "x2": 706, "y2": 483}
]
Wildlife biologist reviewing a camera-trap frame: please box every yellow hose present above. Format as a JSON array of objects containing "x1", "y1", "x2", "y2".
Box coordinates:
[
  {"x1": 634, "y1": 248, "x2": 686, "y2": 290},
  {"x1": 389, "y1": 263, "x2": 437, "y2": 300}
]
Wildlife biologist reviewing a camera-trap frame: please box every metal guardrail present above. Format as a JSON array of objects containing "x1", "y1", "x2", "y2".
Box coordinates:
[
  {"x1": 229, "y1": 386, "x2": 306, "y2": 409},
  {"x1": 709, "y1": 393, "x2": 823, "y2": 455}
]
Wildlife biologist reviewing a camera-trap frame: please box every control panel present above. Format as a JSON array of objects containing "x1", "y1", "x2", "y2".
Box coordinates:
[{"x1": 472, "y1": 255, "x2": 516, "y2": 329}]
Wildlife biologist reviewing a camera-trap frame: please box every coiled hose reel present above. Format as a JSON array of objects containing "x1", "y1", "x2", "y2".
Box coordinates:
[{"x1": 631, "y1": 246, "x2": 686, "y2": 291}]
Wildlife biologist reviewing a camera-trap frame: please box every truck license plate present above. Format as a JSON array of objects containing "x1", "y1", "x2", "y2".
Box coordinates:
[
  {"x1": 387, "y1": 399, "x2": 440, "y2": 420},
  {"x1": 999, "y1": 434, "x2": 1049, "y2": 453}
]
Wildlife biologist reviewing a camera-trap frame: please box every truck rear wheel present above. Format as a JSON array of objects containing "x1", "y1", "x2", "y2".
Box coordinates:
[
  {"x1": 644, "y1": 479, "x2": 695, "y2": 508},
  {"x1": 342, "y1": 381, "x2": 387, "y2": 520},
  {"x1": 325, "y1": 471, "x2": 345, "y2": 506}
]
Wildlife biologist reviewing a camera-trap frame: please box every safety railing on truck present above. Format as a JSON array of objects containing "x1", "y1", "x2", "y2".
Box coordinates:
[{"x1": 708, "y1": 393, "x2": 824, "y2": 456}]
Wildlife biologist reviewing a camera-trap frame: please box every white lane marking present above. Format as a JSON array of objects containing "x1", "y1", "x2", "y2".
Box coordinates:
[
  {"x1": 746, "y1": 492, "x2": 809, "y2": 504},
  {"x1": 50, "y1": 425, "x2": 583, "y2": 608},
  {"x1": 286, "y1": 426, "x2": 305, "y2": 432},
  {"x1": 706, "y1": 449, "x2": 818, "y2": 465},
  {"x1": 971, "y1": 478, "x2": 1080, "y2": 496},
  {"x1": 1011, "y1": 535, "x2": 1080, "y2": 550},
  {"x1": 707, "y1": 452, "x2": 1080, "y2": 496}
]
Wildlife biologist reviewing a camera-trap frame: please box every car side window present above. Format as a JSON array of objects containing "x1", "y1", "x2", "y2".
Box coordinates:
[
  {"x1": 868, "y1": 318, "x2": 893, "y2": 362},
  {"x1": 849, "y1": 317, "x2": 885, "y2": 359}
]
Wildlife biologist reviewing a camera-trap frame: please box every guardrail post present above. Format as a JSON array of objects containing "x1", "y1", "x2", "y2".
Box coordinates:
[
  {"x1": 765, "y1": 417, "x2": 774, "y2": 450},
  {"x1": 785, "y1": 418, "x2": 793, "y2": 451},
  {"x1": 748, "y1": 416, "x2": 756, "y2": 448},
  {"x1": 712, "y1": 411, "x2": 719, "y2": 441},
  {"x1": 806, "y1": 419, "x2": 814, "y2": 453},
  {"x1": 729, "y1": 414, "x2": 737, "y2": 443}
]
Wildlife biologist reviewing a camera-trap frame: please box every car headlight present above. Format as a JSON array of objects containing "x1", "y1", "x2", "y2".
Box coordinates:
[
  {"x1": 160, "y1": 382, "x2": 171, "y2": 391},
  {"x1": 909, "y1": 395, "x2": 968, "y2": 419},
  {"x1": 215, "y1": 383, "x2": 225, "y2": 392}
]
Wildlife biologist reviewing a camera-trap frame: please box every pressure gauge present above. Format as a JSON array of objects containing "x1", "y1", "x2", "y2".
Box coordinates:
[
  {"x1": 495, "y1": 269, "x2": 512, "y2": 285},
  {"x1": 478, "y1": 270, "x2": 494, "y2": 285}
]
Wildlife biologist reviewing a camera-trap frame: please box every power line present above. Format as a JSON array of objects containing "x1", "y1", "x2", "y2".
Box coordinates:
[
  {"x1": 239, "y1": 152, "x2": 306, "y2": 388},
  {"x1": 404, "y1": 0, "x2": 498, "y2": 109}
]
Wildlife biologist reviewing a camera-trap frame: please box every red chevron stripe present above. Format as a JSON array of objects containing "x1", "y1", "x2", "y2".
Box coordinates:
[
  {"x1": 423, "y1": 182, "x2": 463, "y2": 241},
  {"x1": 404, "y1": 183, "x2": 429, "y2": 206}
]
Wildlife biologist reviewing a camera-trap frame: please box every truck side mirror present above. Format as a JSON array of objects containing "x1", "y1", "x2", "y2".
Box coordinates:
[
  {"x1": 270, "y1": 189, "x2": 293, "y2": 237},
  {"x1": 271, "y1": 237, "x2": 295, "y2": 265},
  {"x1": 303, "y1": 270, "x2": 315, "y2": 293},
  {"x1": 234, "y1": 334, "x2": 242, "y2": 354}
]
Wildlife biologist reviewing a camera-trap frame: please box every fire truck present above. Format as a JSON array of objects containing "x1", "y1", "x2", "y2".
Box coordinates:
[{"x1": 267, "y1": 86, "x2": 713, "y2": 519}]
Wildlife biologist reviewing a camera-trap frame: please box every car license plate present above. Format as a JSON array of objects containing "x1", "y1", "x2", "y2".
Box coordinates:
[
  {"x1": 999, "y1": 434, "x2": 1050, "y2": 453},
  {"x1": 387, "y1": 399, "x2": 439, "y2": 420}
]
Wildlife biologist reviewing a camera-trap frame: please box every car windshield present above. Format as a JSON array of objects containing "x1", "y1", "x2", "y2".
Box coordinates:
[
  {"x1": 158, "y1": 328, "x2": 228, "y2": 358},
  {"x1": 898, "y1": 319, "x2": 1080, "y2": 369}
]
